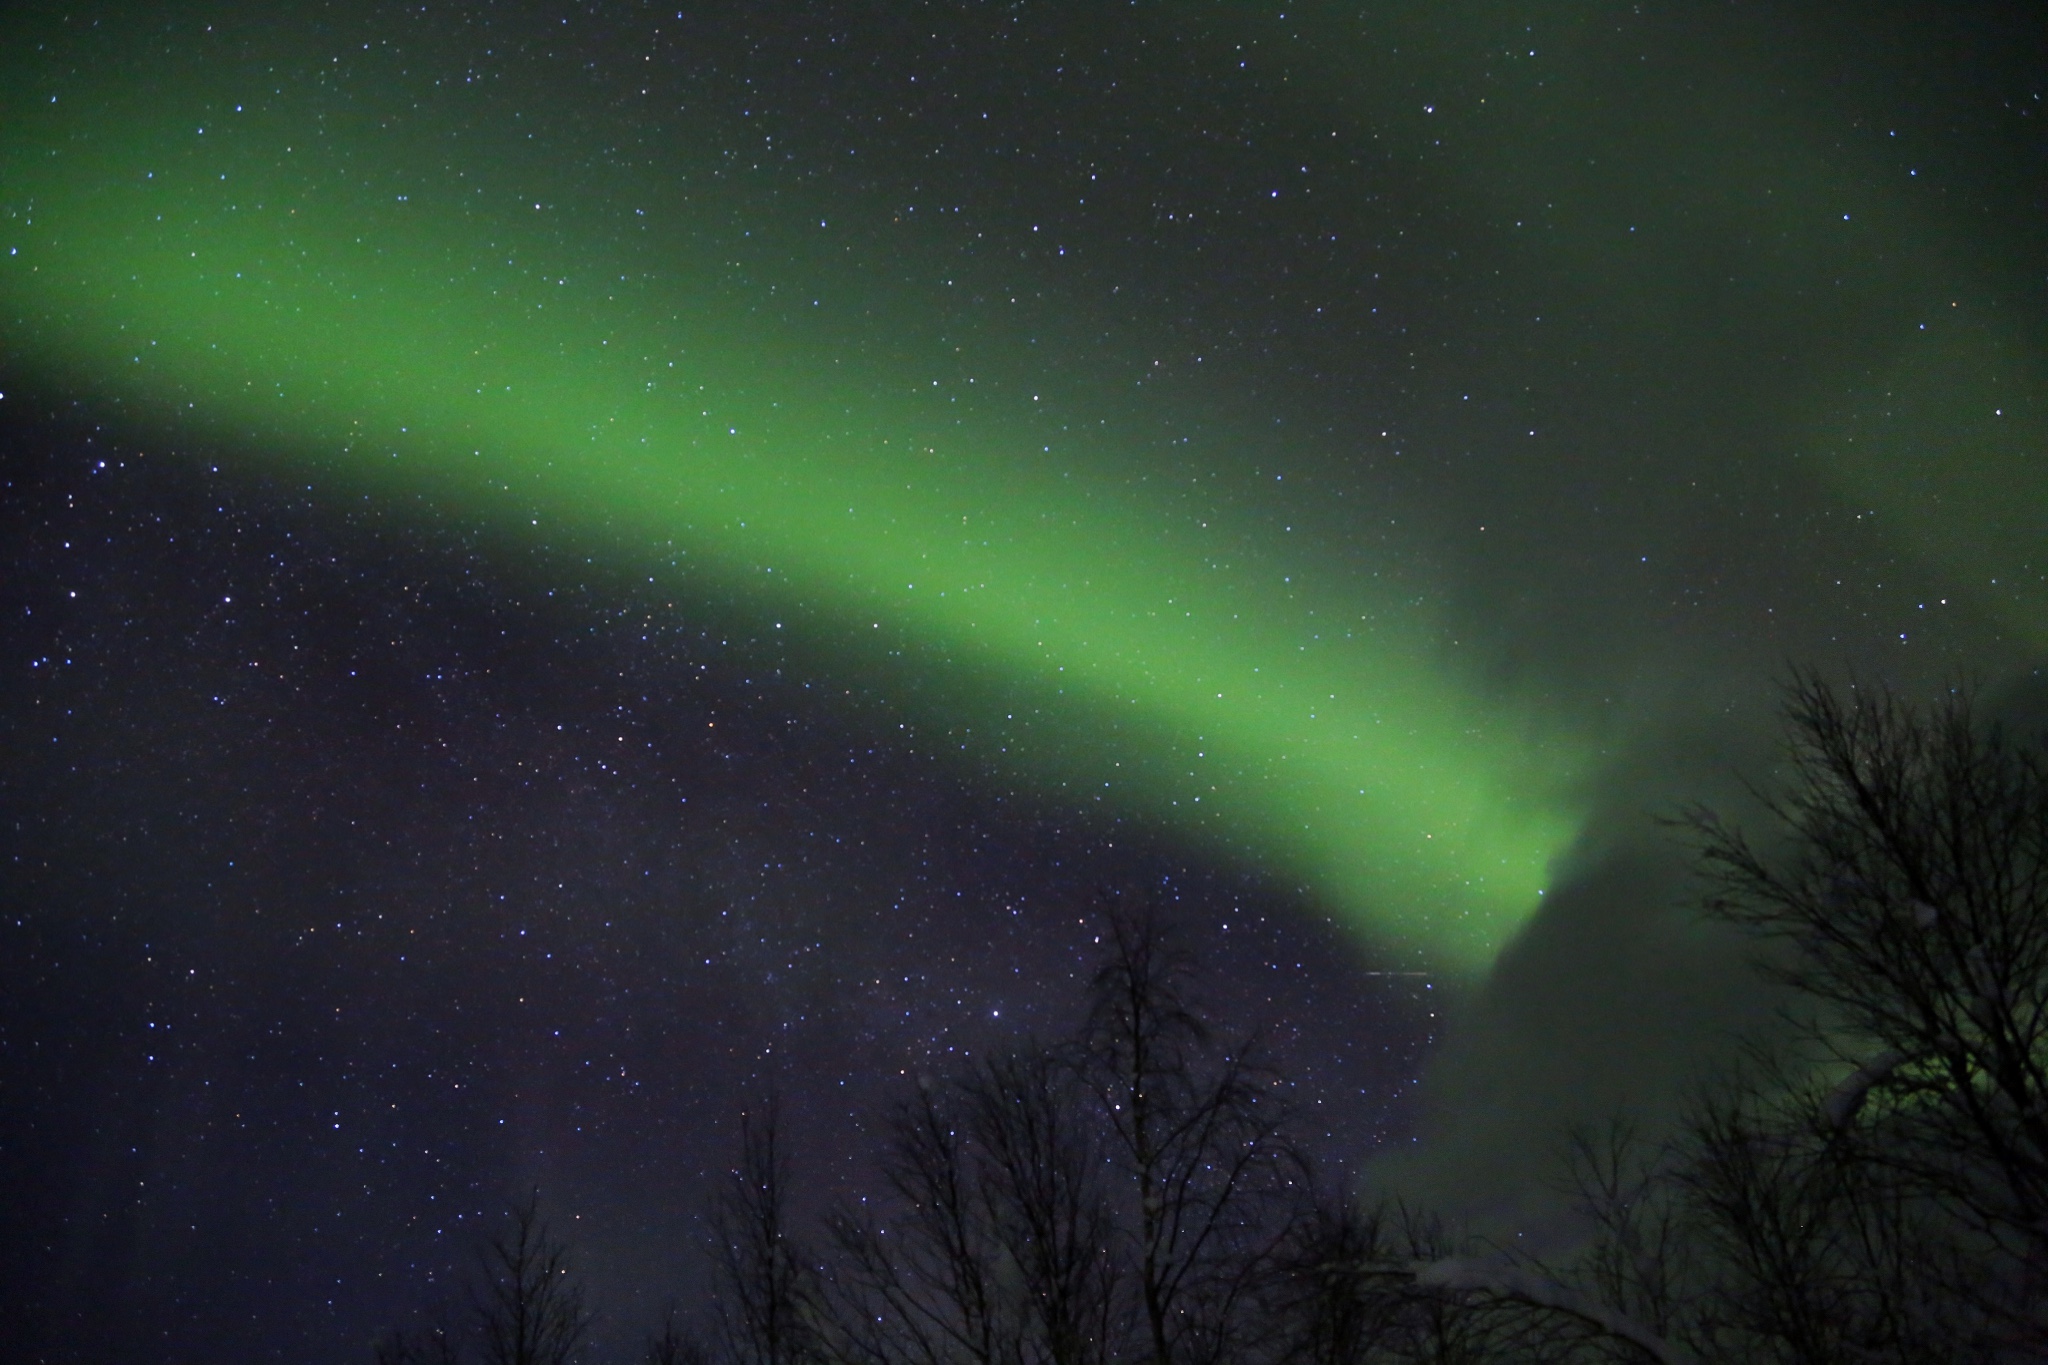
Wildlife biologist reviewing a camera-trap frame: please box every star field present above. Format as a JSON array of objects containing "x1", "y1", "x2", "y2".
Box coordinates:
[
  {"x1": 0, "y1": 408, "x2": 1426, "y2": 1360},
  {"x1": 1, "y1": 0, "x2": 2043, "y2": 1360}
]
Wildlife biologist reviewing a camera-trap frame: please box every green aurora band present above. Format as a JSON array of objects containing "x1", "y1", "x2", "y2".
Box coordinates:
[{"x1": 0, "y1": 23, "x2": 1588, "y2": 967}]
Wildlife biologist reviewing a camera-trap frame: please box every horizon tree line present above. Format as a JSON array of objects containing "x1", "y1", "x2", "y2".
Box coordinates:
[{"x1": 377, "y1": 673, "x2": 2048, "y2": 1364}]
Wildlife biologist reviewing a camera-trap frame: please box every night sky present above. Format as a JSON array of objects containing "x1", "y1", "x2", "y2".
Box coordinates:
[{"x1": 1, "y1": 1, "x2": 2043, "y2": 1360}]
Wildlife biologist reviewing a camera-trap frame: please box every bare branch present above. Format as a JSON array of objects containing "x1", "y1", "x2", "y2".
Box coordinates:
[{"x1": 473, "y1": 1191, "x2": 592, "y2": 1365}]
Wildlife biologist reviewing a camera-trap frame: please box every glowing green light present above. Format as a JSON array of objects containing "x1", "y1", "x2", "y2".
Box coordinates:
[{"x1": 0, "y1": 44, "x2": 1587, "y2": 967}]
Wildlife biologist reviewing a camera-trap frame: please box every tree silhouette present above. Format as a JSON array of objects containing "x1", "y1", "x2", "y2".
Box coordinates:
[
  {"x1": 964, "y1": 1044, "x2": 1121, "y2": 1365},
  {"x1": 374, "y1": 1323, "x2": 462, "y2": 1365},
  {"x1": 1677, "y1": 671, "x2": 2048, "y2": 1356},
  {"x1": 710, "y1": 1098, "x2": 826, "y2": 1365},
  {"x1": 645, "y1": 1305, "x2": 709, "y2": 1365},
  {"x1": 1081, "y1": 893, "x2": 1296, "y2": 1365},
  {"x1": 827, "y1": 1080, "x2": 1012, "y2": 1365},
  {"x1": 474, "y1": 1191, "x2": 592, "y2": 1365}
]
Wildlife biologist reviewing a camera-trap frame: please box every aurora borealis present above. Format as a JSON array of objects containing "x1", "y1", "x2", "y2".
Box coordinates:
[
  {"x1": 2, "y1": 1, "x2": 2044, "y2": 1360},
  {"x1": 1, "y1": 12, "x2": 1590, "y2": 963}
]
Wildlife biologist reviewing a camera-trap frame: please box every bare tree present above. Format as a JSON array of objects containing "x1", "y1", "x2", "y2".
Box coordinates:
[
  {"x1": 1082, "y1": 892, "x2": 1296, "y2": 1365},
  {"x1": 965, "y1": 1044, "x2": 1123, "y2": 1365},
  {"x1": 710, "y1": 1099, "x2": 826, "y2": 1365},
  {"x1": 826, "y1": 1082, "x2": 1013, "y2": 1365},
  {"x1": 692, "y1": 889, "x2": 1717, "y2": 1365},
  {"x1": 1368, "y1": 673, "x2": 2048, "y2": 1365},
  {"x1": 473, "y1": 1191, "x2": 592, "y2": 1365},
  {"x1": 1559, "y1": 1122, "x2": 1693, "y2": 1360},
  {"x1": 646, "y1": 1304, "x2": 710, "y2": 1365},
  {"x1": 376, "y1": 1324, "x2": 463, "y2": 1365},
  {"x1": 1265, "y1": 1187, "x2": 1409, "y2": 1365},
  {"x1": 1332, "y1": 1194, "x2": 1685, "y2": 1365},
  {"x1": 1673, "y1": 1067, "x2": 1979, "y2": 1365},
  {"x1": 1682, "y1": 672, "x2": 2048, "y2": 1352},
  {"x1": 1278, "y1": 1201, "x2": 1598, "y2": 1365}
]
